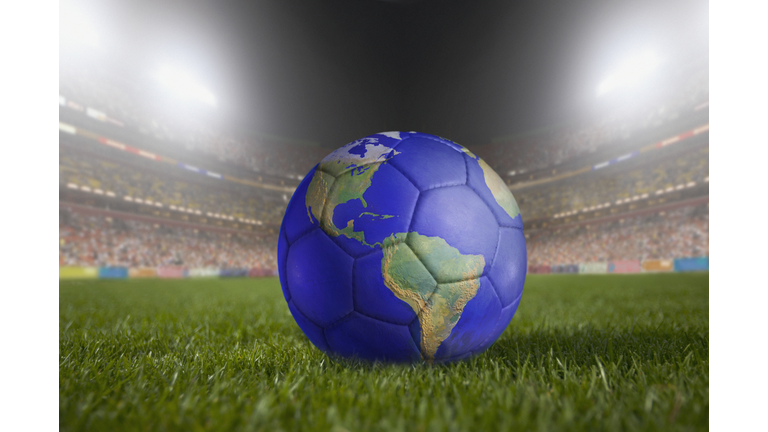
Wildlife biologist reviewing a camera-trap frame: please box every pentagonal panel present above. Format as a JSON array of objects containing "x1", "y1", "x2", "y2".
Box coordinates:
[
  {"x1": 433, "y1": 276, "x2": 502, "y2": 361},
  {"x1": 464, "y1": 153, "x2": 524, "y2": 229},
  {"x1": 277, "y1": 229, "x2": 291, "y2": 302},
  {"x1": 287, "y1": 300, "x2": 330, "y2": 352},
  {"x1": 487, "y1": 227, "x2": 527, "y2": 307},
  {"x1": 473, "y1": 290, "x2": 523, "y2": 354},
  {"x1": 388, "y1": 136, "x2": 467, "y2": 191},
  {"x1": 283, "y1": 165, "x2": 325, "y2": 244},
  {"x1": 286, "y1": 229, "x2": 354, "y2": 327},
  {"x1": 353, "y1": 249, "x2": 418, "y2": 325},
  {"x1": 325, "y1": 312, "x2": 421, "y2": 362},
  {"x1": 408, "y1": 186, "x2": 499, "y2": 277},
  {"x1": 379, "y1": 239, "x2": 438, "y2": 315}
]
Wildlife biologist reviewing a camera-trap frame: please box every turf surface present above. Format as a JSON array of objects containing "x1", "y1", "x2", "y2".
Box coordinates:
[{"x1": 60, "y1": 274, "x2": 708, "y2": 431}]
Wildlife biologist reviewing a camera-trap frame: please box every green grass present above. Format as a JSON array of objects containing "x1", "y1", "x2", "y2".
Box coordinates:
[{"x1": 60, "y1": 274, "x2": 708, "y2": 431}]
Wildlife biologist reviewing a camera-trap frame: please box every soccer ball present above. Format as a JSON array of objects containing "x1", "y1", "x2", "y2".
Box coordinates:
[{"x1": 277, "y1": 132, "x2": 526, "y2": 363}]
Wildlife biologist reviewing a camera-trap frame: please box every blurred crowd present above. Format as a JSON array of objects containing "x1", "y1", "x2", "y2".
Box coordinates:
[
  {"x1": 516, "y1": 146, "x2": 708, "y2": 220},
  {"x1": 526, "y1": 204, "x2": 708, "y2": 266},
  {"x1": 59, "y1": 210, "x2": 278, "y2": 269},
  {"x1": 59, "y1": 61, "x2": 710, "y2": 271},
  {"x1": 59, "y1": 64, "x2": 326, "y2": 178},
  {"x1": 60, "y1": 150, "x2": 287, "y2": 225},
  {"x1": 474, "y1": 66, "x2": 708, "y2": 175}
]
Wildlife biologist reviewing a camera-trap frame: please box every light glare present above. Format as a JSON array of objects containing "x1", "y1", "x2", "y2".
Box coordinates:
[
  {"x1": 155, "y1": 65, "x2": 217, "y2": 107},
  {"x1": 597, "y1": 50, "x2": 661, "y2": 96}
]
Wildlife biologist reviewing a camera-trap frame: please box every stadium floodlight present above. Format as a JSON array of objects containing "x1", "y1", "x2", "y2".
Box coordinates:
[
  {"x1": 597, "y1": 50, "x2": 660, "y2": 96},
  {"x1": 155, "y1": 64, "x2": 217, "y2": 107}
]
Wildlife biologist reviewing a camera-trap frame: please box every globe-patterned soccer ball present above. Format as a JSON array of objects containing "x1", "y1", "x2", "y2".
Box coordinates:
[{"x1": 277, "y1": 132, "x2": 526, "y2": 363}]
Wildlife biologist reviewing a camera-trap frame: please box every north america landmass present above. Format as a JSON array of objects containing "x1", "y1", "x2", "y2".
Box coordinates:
[{"x1": 304, "y1": 133, "x2": 518, "y2": 362}]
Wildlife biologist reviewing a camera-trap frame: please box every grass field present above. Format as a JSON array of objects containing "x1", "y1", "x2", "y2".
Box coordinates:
[{"x1": 60, "y1": 274, "x2": 708, "y2": 431}]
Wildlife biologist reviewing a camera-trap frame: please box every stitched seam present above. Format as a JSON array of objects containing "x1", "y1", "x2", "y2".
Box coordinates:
[
  {"x1": 324, "y1": 310, "x2": 356, "y2": 331},
  {"x1": 482, "y1": 228, "x2": 501, "y2": 278},
  {"x1": 388, "y1": 160, "x2": 422, "y2": 192},
  {"x1": 352, "y1": 308, "x2": 415, "y2": 327},
  {"x1": 484, "y1": 276, "x2": 502, "y2": 311},
  {"x1": 464, "y1": 152, "x2": 470, "y2": 184},
  {"x1": 475, "y1": 289, "x2": 524, "y2": 349},
  {"x1": 353, "y1": 246, "x2": 382, "y2": 260},
  {"x1": 288, "y1": 226, "x2": 320, "y2": 247},
  {"x1": 420, "y1": 135, "x2": 465, "y2": 153},
  {"x1": 422, "y1": 181, "x2": 466, "y2": 192},
  {"x1": 404, "y1": 236, "x2": 440, "y2": 294},
  {"x1": 458, "y1": 152, "x2": 523, "y2": 228},
  {"x1": 289, "y1": 299, "x2": 325, "y2": 331}
]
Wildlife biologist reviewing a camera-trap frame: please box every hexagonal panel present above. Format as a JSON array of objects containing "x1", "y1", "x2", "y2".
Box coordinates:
[
  {"x1": 388, "y1": 136, "x2": 467, "y2": 191},
  {"x1": 324, "y1": 312, "x2": 421, "y2": 362},
  {"x1": 408, "y1": 186, "x2": 499, "y2": 276},
  {"x1": 286, "y1": 229, "x2": 354, "y2": 327},
  {"x1": 487, "y1": 227, "x2": 527, "y2": 307}
]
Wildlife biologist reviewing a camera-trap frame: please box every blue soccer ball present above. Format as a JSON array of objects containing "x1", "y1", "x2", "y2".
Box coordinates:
[{"x1": 278, "y1": 132, "x2": 526, "y2": 363}]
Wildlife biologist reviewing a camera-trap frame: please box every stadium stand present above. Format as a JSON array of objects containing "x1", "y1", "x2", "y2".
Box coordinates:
[
  {"x1": 59, "y1": 209, "x2": 277, "y2": 270},
  {"x1": 58, "y1": 59, "x2": 708, "y2": 278},
  {"x1": 59, "y1": 148, "x2": 287, "y2": 226},
  {"x1": 526, "y1": 203, "x2": 709, "y2": 267},
  {"x1": 474, "y1": 60, "x2": 708, "y2": 178},
  {"x1": 516, "y1": 144, "x2": 709, "y2": 221},
  {"x1": 59, "y1": 63, "x2": 327, "y2": 180}
]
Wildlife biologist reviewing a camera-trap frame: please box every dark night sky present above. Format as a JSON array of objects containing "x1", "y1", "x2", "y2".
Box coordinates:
[{"x1": 69, "y1": 0, "x2": 708, "y2": 147}]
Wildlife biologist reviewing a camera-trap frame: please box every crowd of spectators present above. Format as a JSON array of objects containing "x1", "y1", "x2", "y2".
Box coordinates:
[
  {"x1": 60, "y1": 150, "x2": 288, "y2": 225},
  {"x1": 526, "y1": 204, "x2": 708, "y2": 266},
  {"x1": 59, "y1": 63, "x2": 326, "y2": 179},
  {"x1": 59, "y1": 210, "x2": 278, "y2": 269},
  {"x1": 474, "y1": 64, "x2": 708, "y2": 176},
  {"x1": 516, "y1": 145, "x2": 708, "y2": 220}
]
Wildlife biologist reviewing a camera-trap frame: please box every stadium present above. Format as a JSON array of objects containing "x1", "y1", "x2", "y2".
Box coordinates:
[{"x1": 56, "y1": 0, "x2": 710, "y2": 431}]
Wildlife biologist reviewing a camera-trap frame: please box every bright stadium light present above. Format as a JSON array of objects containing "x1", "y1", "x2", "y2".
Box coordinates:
[
  {"x1": 597, "y1": 50, "x2": 661, "y2": 96},
  {"x1": 60, "y1": 4, "x2": 101, "y2": 49},
  {"x1": 155, "y1": 64, "x2": 217, "y2": 107}
]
